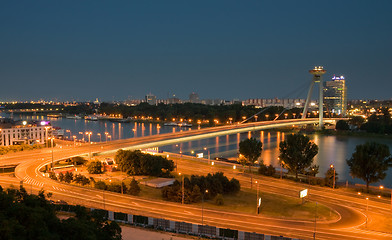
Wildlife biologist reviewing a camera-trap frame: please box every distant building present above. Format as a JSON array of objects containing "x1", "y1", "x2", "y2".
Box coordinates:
[
  {"x1": 189, "y1": 92, "x2": 200, "y2": 103},
  {"x1": 324, "y1": 75, "x2": 347, "y2": 116},
  {"x1": 0, "y1": 119, "x2": 52, "y2": 146},
  {"x1": 242, "y1": 98, "x2": 305, "y2": 108},
  {"x1": 145, "y1": 93, "x2": 157, "y2": 105}
]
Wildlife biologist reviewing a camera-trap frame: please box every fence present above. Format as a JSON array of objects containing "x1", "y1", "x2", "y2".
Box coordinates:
[{"x1": 56, "y1": 204, "x2": 301, "y2": 240}]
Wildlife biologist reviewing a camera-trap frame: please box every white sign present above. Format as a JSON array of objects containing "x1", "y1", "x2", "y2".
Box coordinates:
[
  {"x1": 299, "y1": 189, "x2": 308, "y2": 198},
  {"x1": 196, "y1": 153, "x2": 204, "y2": 158}
]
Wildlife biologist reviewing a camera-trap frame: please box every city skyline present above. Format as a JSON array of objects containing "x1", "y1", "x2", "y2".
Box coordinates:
[{"x1": 1, "y1": 1, "x2": 391, "y2": 101}]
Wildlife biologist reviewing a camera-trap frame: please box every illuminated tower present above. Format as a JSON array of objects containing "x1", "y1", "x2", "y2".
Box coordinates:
[
  {"x1": 324, "y1": 75, "x2": 347, "y2": 116},
  {"x1": 302, "y1": 66, "x2": 326, "y2": 128}
]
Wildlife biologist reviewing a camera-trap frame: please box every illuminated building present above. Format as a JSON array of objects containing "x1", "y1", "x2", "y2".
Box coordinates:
[
  {"x1": 0, "y1": 119, "x2": 52, "y2": 146},
  {"x1": 323, "y1": 75, "x2": 347, "y2": 116}
]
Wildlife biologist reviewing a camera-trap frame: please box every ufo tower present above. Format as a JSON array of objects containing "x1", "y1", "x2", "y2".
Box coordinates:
[{"x1": 302, "y1": 66, "x2": 326, "y2": 128}]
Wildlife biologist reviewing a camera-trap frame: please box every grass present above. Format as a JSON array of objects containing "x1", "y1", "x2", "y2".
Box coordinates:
[{"x1": 201, "y1": 188, "x2": 338, "y2": 221}]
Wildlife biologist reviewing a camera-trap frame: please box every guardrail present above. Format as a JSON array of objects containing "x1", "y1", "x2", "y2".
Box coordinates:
[{"x1": 55, "y1": 204, "x2": 301, "y2": 240}]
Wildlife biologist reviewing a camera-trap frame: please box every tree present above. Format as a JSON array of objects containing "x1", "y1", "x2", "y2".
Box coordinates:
[
  {"x1": 64, "y1": 171, "x2": 74, "y2": 183},
  {"x1": 347, "y1": 142, "x2": 392, "y2": 192},
  {"x1": 87, "y1": 161, "x2": 103, "y2": 174},
  {"x1": 349, "y1": 116, "x2": 365, "y2": 128},
  {"x1": 0, "y1": 186, "x2": 122, "y2": 240},
  {"x1": 279, "y1": 133, "x2": 319, "y2": 179},
  {"x1": 325, "y1": 168, "x2": 338, "y2": 188},
  {"x1": 238, "y1": 138, "x2": 263, "y2": 173},
  {"x1": 128, "y1": 178, "x2": 141, "y2": 196},
  {"x1": 336, "y1": 120, "x2": 349, "y2": 131}
]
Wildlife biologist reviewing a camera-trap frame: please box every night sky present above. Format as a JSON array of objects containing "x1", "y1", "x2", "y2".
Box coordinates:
[{"x1": 1, "y1": 1, "x2": 391, "y2": 101}]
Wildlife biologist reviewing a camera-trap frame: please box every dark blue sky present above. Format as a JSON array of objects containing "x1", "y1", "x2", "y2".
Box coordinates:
[{"x1": 1, "y1": 1, "x2": 391, "y2": 101}]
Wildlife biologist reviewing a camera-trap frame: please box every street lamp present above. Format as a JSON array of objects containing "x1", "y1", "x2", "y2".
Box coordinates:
[
  {"x1": 49, "y1": 137, "x2": 54, "y2": 170},
  {"x1": 202, "y1": 189, "x2": 208, "y2": 227},
  {"x1": 179, "y1": 173, "x2": 184, "y2": 204},
  {"x1": 256, "y1": 180, "x2": 260, "y2": 214},
  {"x1": 330, "y1": 164, "x2": 336, "y2": 189},
  {"x1": 203, "y1": 147, "x2": 210, "y2": 164},
  {"x1": 85, "y1": 132, "x2": 93, "y2": 161},
  {"x1": 72, "y1": 135, "x2": 76, "y2": 147},
  {"x1": 278, "y1": 157, "x2": 283, "y2": 179},
  {"x1": 105, "y1": 132, "x2": 108, "y2": 142},
  {"x1": 65, "y1": 129, "x2": 71, "y2": 140},
  {"x1": 366, "y1": 197, "x2": 369, "y2": 228},
  {"x1": 97, "y1": 133, "x2": 101, "y2": 142},
  {"x1": 380, "y1": 185, "x2": 392, "y2": 212}
]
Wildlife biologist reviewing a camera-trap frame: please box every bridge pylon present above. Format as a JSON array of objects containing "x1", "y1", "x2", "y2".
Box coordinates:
[{"x1": 302, "y1": 66, "x2": 326, "y2": 128}]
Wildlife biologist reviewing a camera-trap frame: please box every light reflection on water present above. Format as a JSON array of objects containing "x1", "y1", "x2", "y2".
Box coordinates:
[{"x1": 3, "y1": 113, "x2": 392, "y2": 187}]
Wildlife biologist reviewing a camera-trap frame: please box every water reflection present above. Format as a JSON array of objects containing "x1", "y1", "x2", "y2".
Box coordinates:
[{"x1": 3, "y1": 113, "x2": 392, "y2": 187}]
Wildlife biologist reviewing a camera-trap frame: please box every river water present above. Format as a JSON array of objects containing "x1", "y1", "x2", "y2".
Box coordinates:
[{"x1": 3, "y1": 113, "x2": 392, "y2": 187}]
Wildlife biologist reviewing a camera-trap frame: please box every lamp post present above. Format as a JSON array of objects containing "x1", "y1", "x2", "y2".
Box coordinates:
[
  {"x1": 50, "y1": 137, "x2": 54, "y2": 170},
  {"x1": 179, "y1": 173, "x2": 184, "y2": 204},
  {"x1": 176, "y1": 144, "x2": 182, "y2": 172},
  {"x1": 202, "y1": 189, "x2": 208, "y2": 227},
  {"x1": 45, "y1": 126, "x2": 50, "y2": 147},
  {"x1": 211, "y1": 161, "x2": 214, "y2": 173},
  {"x1": 86, "y1": 132, "x2": 92, "y2": 161},
  {"x1": 330, "y1": 165, "x2": 336, "y2": 189},
  {"x1": 203, "y1": 147, "x2": 210, "y2": 164},
  {"x1": 97, "y1": 133, "x2": 101, "y2": 142},
  {"x1": 313, "y1": 202, "x2": 318, "y2": 240},
  {"x1": 366, "y1": 197, "x2": 369, "y2": 228},
  {"x1": 379, "y1": 186, "x2": 392, "y2": 212},
  {"x1": 256, "y1": 180, "x2": 260, "y2": 214},
  {"x1": 72, "y1": 135, "x2": 76, "y2": 147},
  {"x1": 278, "y1": 157, "x2": 283, "y2": 179},
  {"x1": 105, "y1": 132, "x2": 108, "y2": 142}
]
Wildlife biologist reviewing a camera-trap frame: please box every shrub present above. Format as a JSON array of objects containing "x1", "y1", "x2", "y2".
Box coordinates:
[
  {"x1": 94, "y1": 180, "x2": 107, "y2": 190},
  {"x1": 87, "y1": 161, "x2": 103, "y2": 174},
  {"x1": 128, "y1": 178, "x2": 141, "y2": 196},
  {"x1": 214, "y1": 194, "x2": 224, "y2": 206}
]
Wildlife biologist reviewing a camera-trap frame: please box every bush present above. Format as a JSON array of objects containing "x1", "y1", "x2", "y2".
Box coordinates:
[
  {"x1": 214, "y1": 194, "x2": 224, "y2": 205},
  {"x1": 163, "y1": 172, "x2": 240, "y2": 203},
  {"x1": 70, "y1": 156, "x2": 87, "y2": 166},
  {"x1": 73, "y1": 174, "x2": 90, "y2": 186},
  {"x1": 107, "y1": 183, "x2": 122, "y2": 193},
  {"x1": 64, "y1": 172, "x2": 74, "y2": 183},
  {"x1": 58, "y1": 172, "x2": 65, "y2": 182},
  {"x1": 115, "y1": 150, "x2": 174, "y2": 177},
  {"x1": 94, "y1": 180, "x2": 107, "y2": 190},
  {"x1": 258, "y1": 164, "x2": 276, "y2": 176},
  {"x1": 49, "y1": 172, "x2": 57, "y2": 180},
  {"x1": 128, "y1": 178, "x2": 141, "y2": 196},
  {"x1": 87, "y1": 161, "x2": 103, "y2": 174},
  {"x1": 336, "y1": 120, "x2": 350, "y2": 131}
]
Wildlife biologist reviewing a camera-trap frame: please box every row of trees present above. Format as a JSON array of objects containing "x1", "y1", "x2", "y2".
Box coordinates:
[
  {"x1": 162, "y1": 172, "x2": 240, "y2": 203},
  {"x1": 50, "y1": 172, "x2": 91, "y2": 186},
  {"x1": 94, "y1": 178, "x2": 141, "y2": 196},
  {"x1": 0, "y1": 186, "x2": 121, "y2": 240},
  {"x1": 115, "y1": 150, "x2": 174, "y2": 177},
  {"x1": 239, "y1": 134, "x2": 392, "y2": 192},
  {"x1": 336, "y1": 108, "x2": 392, "y2": 135}
]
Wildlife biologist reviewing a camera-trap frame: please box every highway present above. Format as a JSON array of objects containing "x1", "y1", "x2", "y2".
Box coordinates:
[{"x1": 1, "y1": 119, "x2": 392, "y2": 239}]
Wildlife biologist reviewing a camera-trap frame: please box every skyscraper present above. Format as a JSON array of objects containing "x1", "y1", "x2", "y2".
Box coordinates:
[
  {"x1": 323, "y1": 75, "x2": 347, "y2": 116},
  {"x1": 145, "y1": 93, "x2": 157, "y2": 105}
]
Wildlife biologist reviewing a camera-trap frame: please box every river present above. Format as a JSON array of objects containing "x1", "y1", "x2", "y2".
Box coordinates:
[{"x1": 3, "y1": 113, "x2": 392, "y2": 187}]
